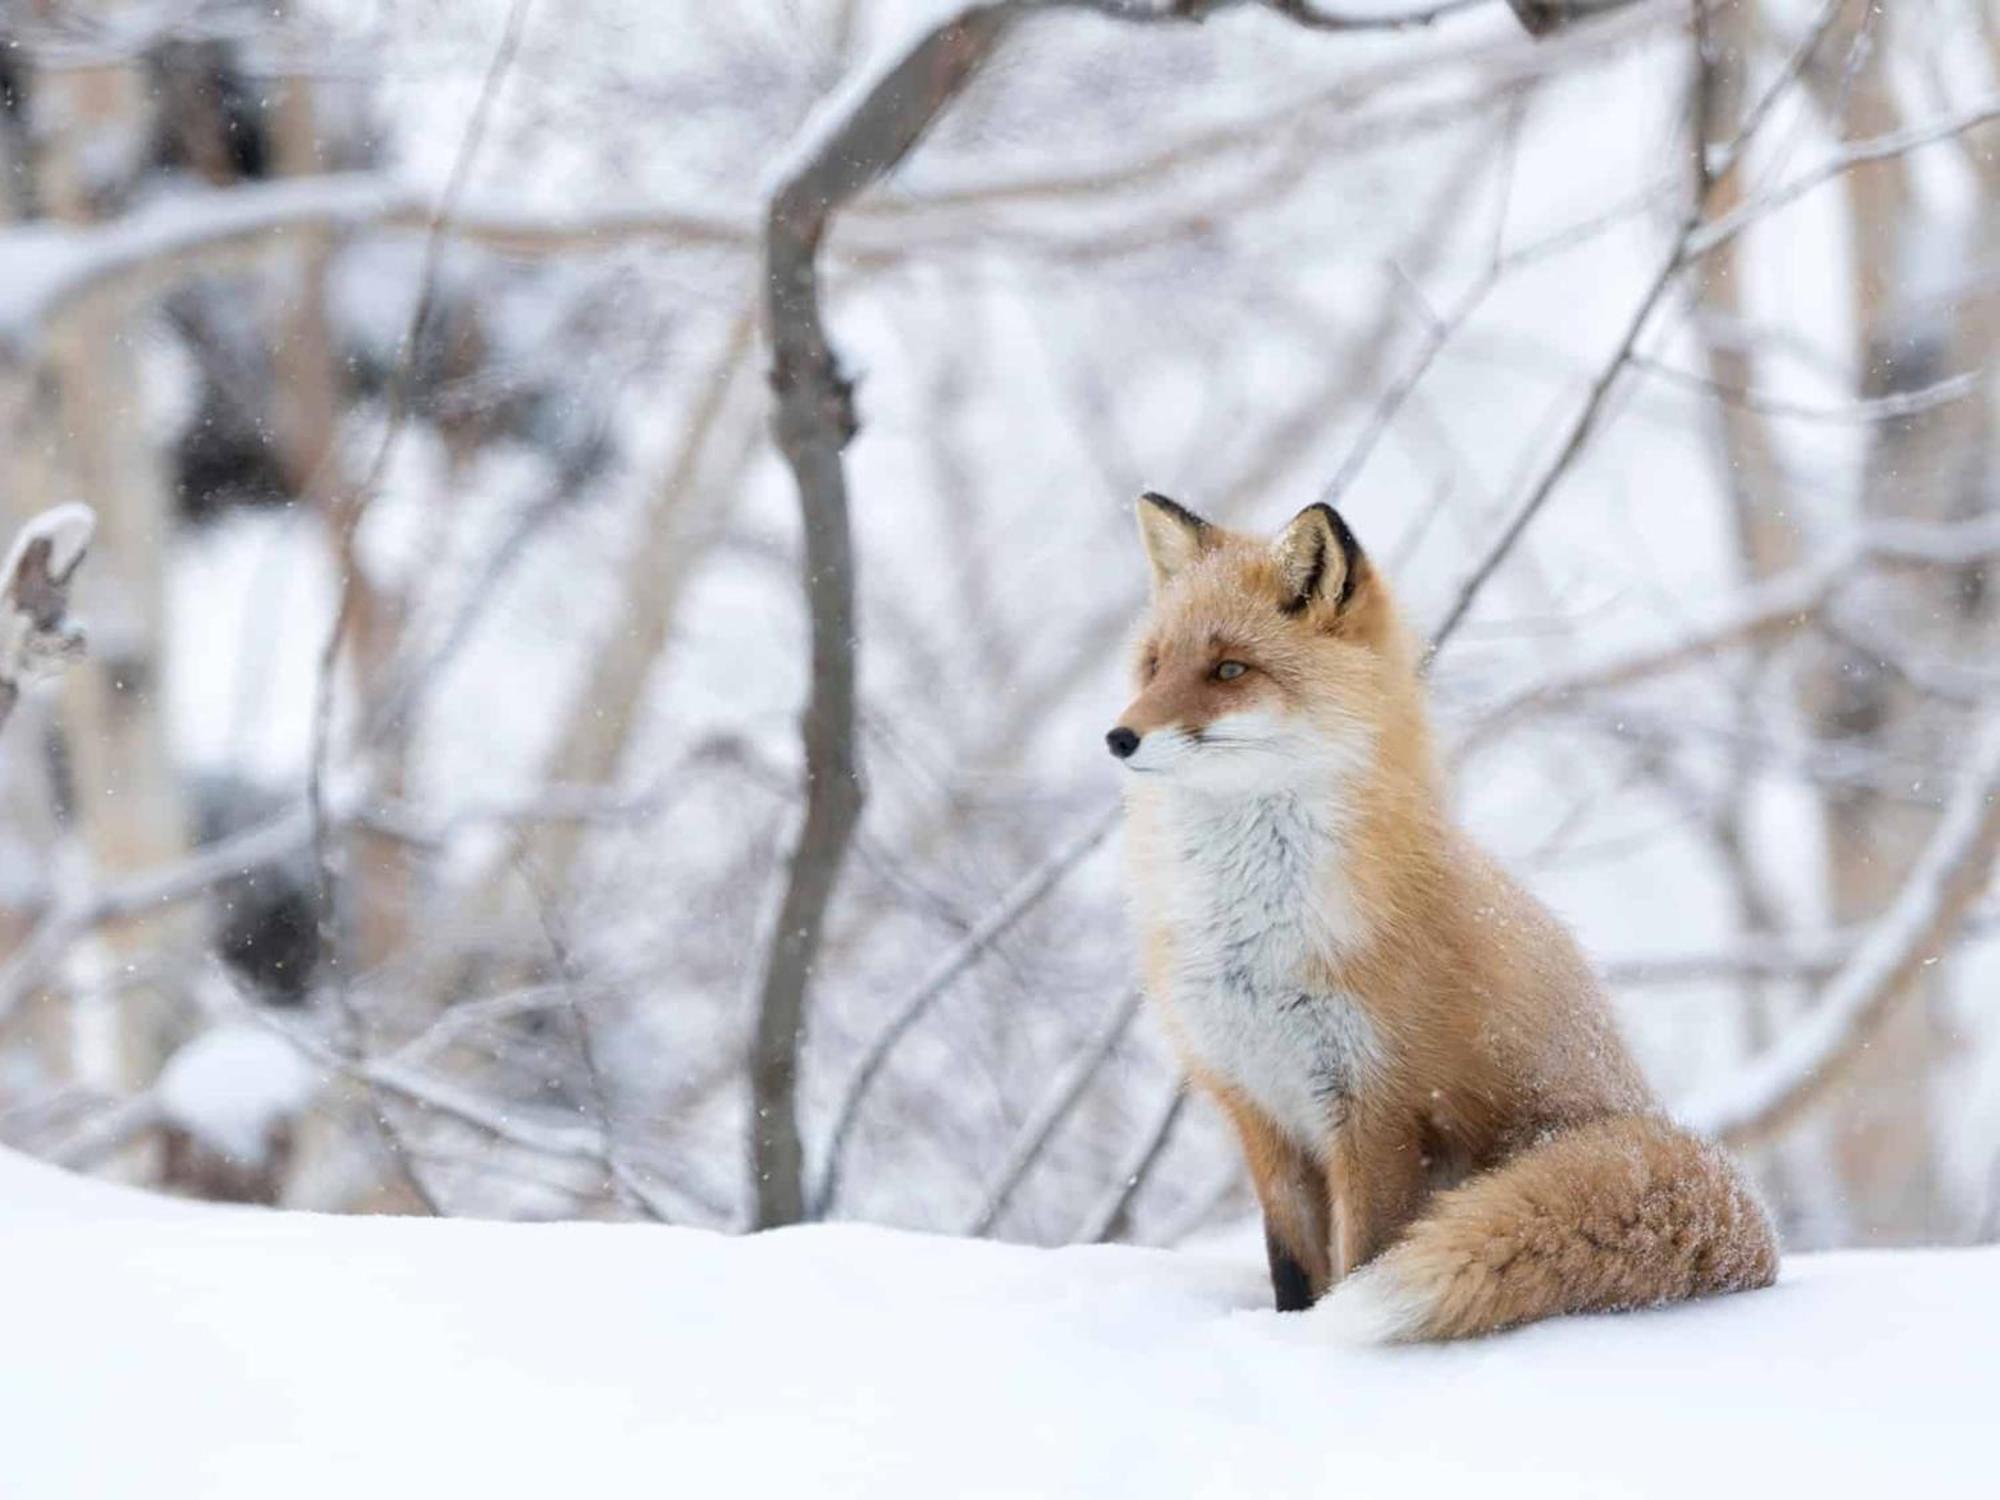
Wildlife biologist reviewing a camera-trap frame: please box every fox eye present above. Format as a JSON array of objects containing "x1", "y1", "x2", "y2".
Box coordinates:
[
  {"x1": 1213, "y1": 660, "x2": 1248, "y2": 682},
  {"x1": 1143, "y1": 653, "x2": 1160, "y2": 680}
]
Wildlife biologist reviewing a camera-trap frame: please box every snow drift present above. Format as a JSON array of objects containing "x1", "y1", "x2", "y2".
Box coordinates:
[{"x1": 0, "y1": 1147, "x2": 1989, "y2": 1498}]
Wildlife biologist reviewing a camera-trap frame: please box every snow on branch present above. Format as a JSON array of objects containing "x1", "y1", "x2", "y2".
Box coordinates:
[
  {"x1": 0, "y1": 174, "x2": 749, "y2": 360},
  {"x1": 156, "y1": 1024, "x2": 319, "y2": 1168},
  {"x1": 1681, "y1": 712, "x2": 2000, "y2": 1146},
  {"x1": 0, "y1": 503, "x2": 95, "y2": 735}
]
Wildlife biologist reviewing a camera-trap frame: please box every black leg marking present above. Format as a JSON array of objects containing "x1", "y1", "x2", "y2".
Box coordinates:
[{"x1": 1265, "y1": 1227, "x2": 1315, "y2": 1313}]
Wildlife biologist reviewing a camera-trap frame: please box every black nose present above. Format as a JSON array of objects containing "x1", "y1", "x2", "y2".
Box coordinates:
[{"x1": 1106, "y1": 727, "x2": 1140, "y2": 759}]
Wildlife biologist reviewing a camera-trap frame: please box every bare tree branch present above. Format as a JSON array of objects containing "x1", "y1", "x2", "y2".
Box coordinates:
[
  {"x1": 43, "y1": 1090, "x2": 164, "y2": 1171},
  {"x1": 1055, "y1": 0, "x2": 1640, "y2": 32},
  {"x1": 1320, "y1": 100, "x2": 1523, "y2": 506},
  {"x1": 1075, "y1": 1079, "x2": 1188, "y2": 1242},
  {"x1": 0, "y1": 783, "x2": 659, "y2": 1036},
  {"x1": 1602, "y1": 937, "x2": 1846, "y2": 988},
  {"x1": 231, "y1": 997, "x2": 724, "y2": 1221},
  {"x1": 1156, "y1": 1161, "x2": 1253, "y2": 1246},
  {"x1": 1042, "y1": 0, "x2": 1492, "y2": 29},
  {"x1": 965, "y1": 989, "x2": 1143, "y2": 1237},
  {"x1": 1467, "y1": 513, "x2": 2000, "y2": 732},
  {"x1": 1635, "y1": 356, "x2": 1984, "y2": 426},
  {"x1": 751, "y1": 5, "x2": 1020, "y2": 1230},
  {"x1": 0, "y1": 176, "x2": 751, "y2": 362},
  {"x1": 306, "y1": 0, "x2": 534, "y2": 987},
  {"x1": 1682, "y1": 711, "x2": 2000, "y2": 1146},
  {"x1": 516, "y1": 306, "x2": 760, "y2": 899},
  {"x1": 1818, "y1": 608, "x2": 2000, "y2": 709},
  {"x1": 509, "y1": 849, "x2": 674, "y2": 1223},
  {"x1": 1425, "y1": 92, "x2": 2000, "y2": 666},
  {"x1": 1686, "y1": 98, "x2": 2000, "y2": 261},
  {"x1": 1701, "y1": 0, "x2": 1848, "y2": 186},
  {"x1": 1424, "y1": 229, "x2": 1689, "y2": 662},
  {"x1": 811, "y1": 805, "x2": 1120, "y2": 1218},
  {"x1": 1600, "y1": 911, "x2": 1999, "y2": 988}
]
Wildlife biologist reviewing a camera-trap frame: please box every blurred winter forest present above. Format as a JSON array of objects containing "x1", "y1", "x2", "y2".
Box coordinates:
[{"x1": 0, "y1": 0, "x2": 1996, "y2": 1253}]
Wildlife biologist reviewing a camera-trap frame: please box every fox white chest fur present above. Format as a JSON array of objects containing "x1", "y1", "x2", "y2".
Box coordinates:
[{"x1": 1140, "y1": 786, "x2": 1380, "y2": 1153}]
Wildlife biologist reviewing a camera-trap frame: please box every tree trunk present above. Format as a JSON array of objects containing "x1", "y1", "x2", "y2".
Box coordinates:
[
  {"x1": 31, "y1": 56, "x2": 191, "y2": 1102},
  {"x1": 1793, "y1": 0, "x2": 1996, "y2": 1242}
]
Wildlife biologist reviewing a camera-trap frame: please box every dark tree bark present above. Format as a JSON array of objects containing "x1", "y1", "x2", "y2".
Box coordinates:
[{"x1": 754, "y1": 7, "x2": 1018, "y2": 1229}]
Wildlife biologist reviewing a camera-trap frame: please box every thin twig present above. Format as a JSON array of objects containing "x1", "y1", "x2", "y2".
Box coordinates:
[
  {"x1": 509, "y1": 848, "x2": 674, "y2": 1222},
  {"x1": 0, "y1": 780, "x2": 674, "y2": 1030},
  {"x1": 810, "y1": 806, "x2": 1120, "y2": 1217},
  {"x1": 1632, "y1": 357, "x2": 1983, "y2": 425},
  {"x1": 300, "y1": 0, "x2": 532, "y2": 1213},
  {"x1": 305, "y1": 0, "x2": 534, "y2": 981},
  {"x1": 1705, "y1": 0, "x2": 1846, "y2": 185},
  {"x1": 1425, "y1": 227, "x2": 1691, "y2": 663},
  {"x1": 1076, "y1": 1079, "x2": 1188, "y2": 1243},
  {"x1": 1599, "y1": 913, "x2": 1998, "y2": 987},
  {"x1": 1467, "y1": 513, "x2": 2000, "y2": 730},
  {"x1": 1318, "y1": 95, "x2": 1523, "y2": 506},
  {"x1": 964, "y1": 989, "x2": 1144, "y2": 1237},
  {"x1": 1687, "y1": 98, "x2": 2000, "y2": 261},
  {"x1": 1681, "y1": 711, "x2": 2000, "y2": 1145},
  {"x1": 1424, "y1": 81, "x2": 2000, "y2": 666}
]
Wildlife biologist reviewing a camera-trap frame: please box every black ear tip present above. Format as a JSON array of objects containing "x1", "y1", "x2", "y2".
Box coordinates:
[
  {"x1": 1281, "y1": 501, "x2": 1366, "y2": 615},
  {"x1": 1305, "y1": 502, "x2": 1364, "y2": 566},
  {"x1": 1138, "y1": 491, "x2": 1211, "y2": 533},
  {"x1": 1302, "y1": 501, "x2": 1356, "y2": 543}
]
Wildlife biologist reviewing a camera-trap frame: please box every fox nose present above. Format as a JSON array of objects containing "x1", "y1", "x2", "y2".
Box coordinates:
[{"x1": 1106, "y1": 727, "x2": 1140, "y2": 759}]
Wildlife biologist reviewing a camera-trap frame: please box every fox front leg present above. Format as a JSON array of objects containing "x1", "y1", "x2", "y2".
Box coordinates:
[
  {"x1": 1210, "y1": 1086, "x2": 1332, "y2": 1310},
  {"x1": 1263, "y1": 1226, "x2": 1318, "y2": 1313},
  {"x1": 1326, "y1": 1111, "x2": 1430, "y2": 1282}
]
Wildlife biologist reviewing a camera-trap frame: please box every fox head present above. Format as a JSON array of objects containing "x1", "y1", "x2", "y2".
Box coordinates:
[{"x1": 1107, "y1": 492, "x2": 1421, "y2": 796}]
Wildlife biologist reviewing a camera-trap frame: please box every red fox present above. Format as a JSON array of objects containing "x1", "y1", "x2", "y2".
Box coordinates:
[{"x1": 1110, "y1": 493, "x2": 1777, "y2": 1341}]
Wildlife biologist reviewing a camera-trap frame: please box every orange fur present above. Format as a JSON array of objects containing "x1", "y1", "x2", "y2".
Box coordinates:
[{"x1": 1115, "y1": 495, "x2": 1778, "y2": 1340}]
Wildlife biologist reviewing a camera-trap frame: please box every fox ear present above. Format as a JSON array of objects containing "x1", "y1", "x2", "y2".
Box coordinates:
[
  {"x1": 1273, "y1": 503, "x2": 1365, "y2": 617},
  {"x1": 1135, "y1": 491, "x2": 1213, "y2": 590}
]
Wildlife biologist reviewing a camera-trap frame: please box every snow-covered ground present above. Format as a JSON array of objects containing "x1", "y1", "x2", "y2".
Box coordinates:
[{"x1": 1, "y1": 1147, "x2": 1989, "y2": 1499}]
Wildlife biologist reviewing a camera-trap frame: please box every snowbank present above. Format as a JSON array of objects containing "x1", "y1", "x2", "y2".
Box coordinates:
[{"x1": 0, "y1": 1147, "x2": 1988, "y2": 1498}]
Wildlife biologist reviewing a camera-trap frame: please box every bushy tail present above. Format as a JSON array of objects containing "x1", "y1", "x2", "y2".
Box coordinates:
[{"x1": 1319, "y1": 1114, "x2": 1778, "y2": 1343}]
